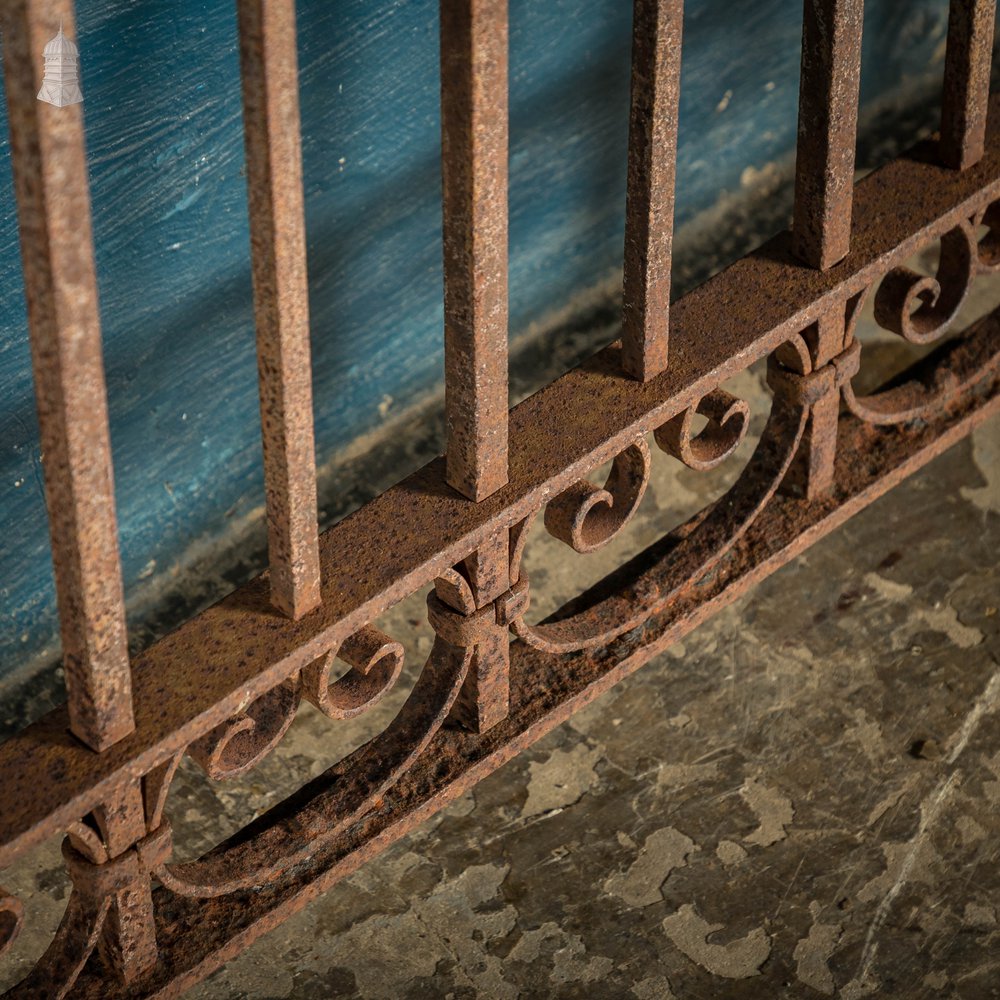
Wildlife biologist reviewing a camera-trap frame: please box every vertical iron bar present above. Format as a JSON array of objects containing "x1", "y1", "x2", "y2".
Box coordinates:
[
  {"x1": 448, "y1": 534, "x2": 510, "y2": 733},
  {"x1": 792, "y1": 0, "x2": 864, "y2": 270},
  {"x1": 238, "y1": 0, "x2": 321, "y2": 619},
  {"x1": 92, "y1": 784, "x2": 158, "y2": 983},
  {"x1": 782, "y1": 309, "x2": 846, "y2": 499},
  {"x1": 1, "y1": 0, "x2": 134, "y2": 751},
  {"x1": 622, "y1": 0, "x2": 683, "y2": 382},
  {"x1": 940, "y1": 0, "x2": 997, "y2": 170},
  {"x1": 440, "y1": 0, "x2": 509, "y2": 502}
]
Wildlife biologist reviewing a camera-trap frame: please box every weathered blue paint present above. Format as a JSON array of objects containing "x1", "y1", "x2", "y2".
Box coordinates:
[{"x1": 0, "y1": 1, "x2": 965, "y2": 678}]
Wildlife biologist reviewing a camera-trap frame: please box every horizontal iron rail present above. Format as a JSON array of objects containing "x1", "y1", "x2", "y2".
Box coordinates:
[
  {"x1": 2, "y1": 110, "x2": 1000, "y2": 865},
  {"x1": 68, "y1": 321, "x2": 1000, "y2": 997}
]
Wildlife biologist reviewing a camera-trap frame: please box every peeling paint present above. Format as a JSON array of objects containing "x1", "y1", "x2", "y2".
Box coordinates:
[
  {"x1": 863, "y1": 572, "x2": 984, "y2": 650},
  {"x1": 661, "y1": 903, "x2": 771, "y2": 979},
  {"x1": 963, "y1": 901, "x2": 996, "y2": 927},
  {"x1": 793, "y1": 902, "x2": 842, "y2": 995},
  {"x1": 509, "y1": 922, "x2": 614, "y2": 986},
  {"x1": 740, "y1": 777, "x2": 794, "y2": 847},
  {"x1": 631, "y1": 974, "x2": 677, "y2": 999},
  {"x1": 956, "y1": 813, "x2": 987, "y2": 846},
  {"x1": 521, "y1": 743, "x2": 603, "y2": 819},
  {"x1": 349, "y1": 862, "x2": 517, "y2": 998},
  {"x1": 857, "y1": 829, "x2": 941, "y2": 905},
  {"x1": 861, "y1": 571, "x2": 913, "y2": 603},
  {"x1": 716, "y1": 839, "x2": 748, "y2": 867},
  {"x1": 847, "y1": 709, "x2": 887, "y2": 763},
  {"x1": 603, "y1": 827, "x2": 697, "y2": 907}
]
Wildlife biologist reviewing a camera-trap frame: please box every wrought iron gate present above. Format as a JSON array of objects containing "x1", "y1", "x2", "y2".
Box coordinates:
[{"x1": 0, "y1": 0, "x2": 998, "y2": 995}]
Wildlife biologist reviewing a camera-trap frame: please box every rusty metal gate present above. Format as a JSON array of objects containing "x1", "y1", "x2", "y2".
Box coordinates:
[{"x1": 0, "y1": 0, "x2": 998, "y2": 995}]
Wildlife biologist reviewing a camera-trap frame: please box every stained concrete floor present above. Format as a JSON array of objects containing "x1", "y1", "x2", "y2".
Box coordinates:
[{"x1": 1, "y1": 288, "x2": 1000, "y2": 998}]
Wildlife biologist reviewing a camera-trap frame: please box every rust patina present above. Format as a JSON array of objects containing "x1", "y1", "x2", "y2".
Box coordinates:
[{"x1": 0, "y1": 0, "x2": 998, "y2": 996}]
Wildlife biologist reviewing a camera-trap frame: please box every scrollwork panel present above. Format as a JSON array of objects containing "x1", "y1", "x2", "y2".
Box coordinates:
[{"x1": 845, "y1": 210, "x2": 1000, "y2": 426}]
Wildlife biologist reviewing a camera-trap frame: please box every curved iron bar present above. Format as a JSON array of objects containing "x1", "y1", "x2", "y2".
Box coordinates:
[
  {"x1": 4, "y1": 891, "x2": 108, "y2": 1000},
  {"x1": 154, "y1": 635, "x2": 473, "y2": 897},
  {"x1": 974, "y1": 201, "x2": 1000, "y2": 273},
  {"x1": 144, "y1": 753, "x2": 185, "y2": 832},
  {"x1": 510, "y1": 379, "x2": 807, "y2": 655},
  {"x1": 843, "y1": 307, "x2": 1000, "y2": 425}
]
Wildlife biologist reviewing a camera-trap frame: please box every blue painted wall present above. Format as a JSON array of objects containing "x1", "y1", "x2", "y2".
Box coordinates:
[{"x1": 0, "y1": 1, "x2": 963, "y2": 678}]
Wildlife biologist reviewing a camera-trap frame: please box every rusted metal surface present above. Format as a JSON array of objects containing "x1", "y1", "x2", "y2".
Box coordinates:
[
  {"x1": 621, "y1": 0, "x2": 683, "y2": 381},
  {"x1": 83, "y1": 784, "x2": 158, "y2": 986},
  {"x1": 301, "y1": 625, "x2": 404, "y2": 720},
  {"x1": 542, "y1": 439, "x2": 651, "y2": 555},
  {"x1": 1, "y1": 2, "x2": 999, "y2": 997},
  {"x1": 0, "y1": 0, "x2": 134, "y2": 753},
  {"x1": 441, "y1": 534, "x2": 513, "y2": 732},
  {"x1": 941, "y1": 0, "x2": 997, "y2": 171},
  {"x1": 3, "y1": 119, "x2": 1000, "y2": 870},
  {"x1": 438, "y1": 0, "x2": 513, "y2": 733},
  {"x1": 792, "y1": 0, "x2": 864, "y2": 270},
  {"x1": 67, "y1": 330, "x2": 1000, "y2": 998},
  {"x1": 778, "y1": 297, "x2": 859, "y2": 498},
  {"x1": 238, "y1": 0, "x2": 321, "y2": 620},
  {"x1": 655, "y1": 389, "x2": 750, "y2": 471},
  {"x1": 440, "y1": 0, "x2": 510, "y2": 502}
]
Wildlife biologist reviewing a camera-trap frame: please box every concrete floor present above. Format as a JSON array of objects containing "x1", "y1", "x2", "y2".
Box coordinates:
[{"x1": 1, "y1": 289, "x2": 999, "y2": 998}]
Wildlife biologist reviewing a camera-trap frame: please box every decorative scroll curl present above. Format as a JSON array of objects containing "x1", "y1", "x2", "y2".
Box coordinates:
[
  {"x1": 843, "y1": 311, "x2": 1000, "y2": 425},
  {"x1": 544, "y1": 439, "x2": 650, "y2": 553},
  {"x1": 155, "y1": 636, "x2": 473, "y2": 898},
  {"x1": 302, "y1": 627, "x2": 404, "y2": 720},
  {"x1": 185, "y1": 622, "x2": 406, "y2": 781},
  {"x1": 188, "y1": 676, "x2": 301, "y2": 781},
  {"x1": 846, "y1": 212, "x2": 1000, "y2": 426},
  {"x1": 655, "y1": 388, "x2": 750, "y2": 471},
  {"x1": 873, "y1": 218, "x2": 976, "y2": 345}
]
